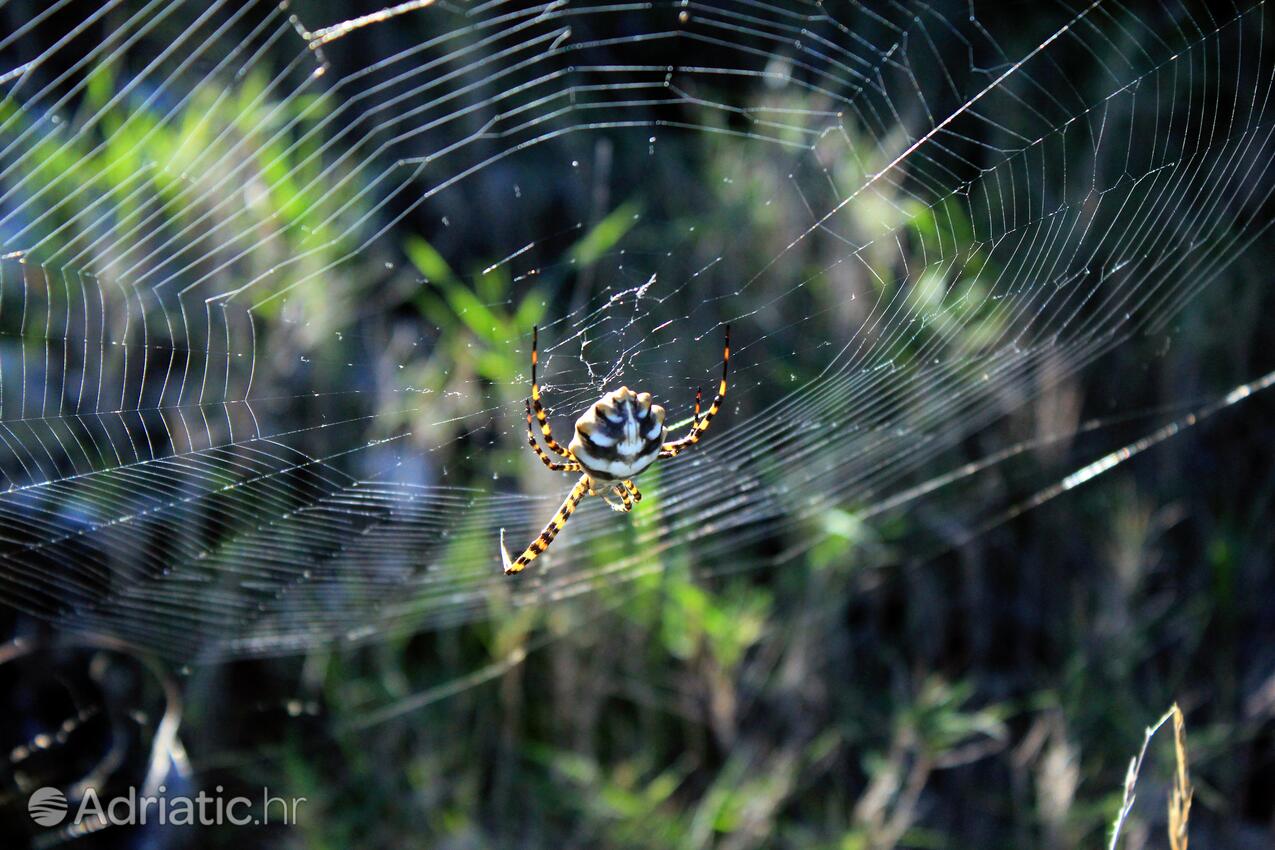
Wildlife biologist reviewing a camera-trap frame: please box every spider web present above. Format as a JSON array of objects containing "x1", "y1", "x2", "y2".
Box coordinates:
[{"x1": 0, "y1": 0, "x2": 1269, "y2": 661}]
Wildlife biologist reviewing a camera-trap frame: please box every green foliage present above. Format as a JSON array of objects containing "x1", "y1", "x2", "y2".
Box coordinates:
[
  {"x1": 0, "y1": 65, "x2": 357, "y2": 313},
  {"x1": 407, "y1": 234, "x2": 545, "y2": 385},
  {"x1": 659, "y1": 577, "x2": 769, "y2": 674},
  {"x1": 570, "y1": 201, "x2": 641, "y2": 265}
]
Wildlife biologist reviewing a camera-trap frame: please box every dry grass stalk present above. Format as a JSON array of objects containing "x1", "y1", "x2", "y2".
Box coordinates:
[
  {"x1": 1107, "y1": 703, "x2": 1193, "y2": 850},
  {"x1": 1167, "y1": 704, "x2": 1193, "y2": 850}
]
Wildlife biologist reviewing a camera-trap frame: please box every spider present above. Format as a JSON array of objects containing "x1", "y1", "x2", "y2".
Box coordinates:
[{"x1": 500, "y1": 325, "x2": 731, "y2": 574}]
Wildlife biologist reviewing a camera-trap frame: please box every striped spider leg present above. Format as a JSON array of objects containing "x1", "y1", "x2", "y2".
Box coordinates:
[{"x1": 659, "y1": 325, "x2": 729, "y2": 458}]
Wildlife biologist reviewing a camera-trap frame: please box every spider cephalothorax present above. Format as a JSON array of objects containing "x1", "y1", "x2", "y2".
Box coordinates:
[{"x1": 500, "y1": 325, "x2": 730, "y2": 574}]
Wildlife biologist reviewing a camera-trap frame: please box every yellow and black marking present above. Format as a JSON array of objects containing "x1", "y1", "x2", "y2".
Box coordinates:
[
  {"x1": 588, "y1": 481, "x2": 629, "y2": 512},
  {"x1": 612, "y1": 483, "x2": 634, "y2": 512},
  {"x1": 622, "y1": 479, "x2": 642, "y2": 503},
  {"x1": 502, "y1": 325, "x2": 730, "y2": 575},
  {"x1": 530, "y1": 326, "x2": 572, "y2": 458},
  {"x1": 660, "y1": 325, "x2": 729, "y2": 459},
  {"x1": 501, "y1": 474, "x2": 591, "y2": 574},
  {"x1": 525, "y1": 399, "x2": 581, "y2": 472}
]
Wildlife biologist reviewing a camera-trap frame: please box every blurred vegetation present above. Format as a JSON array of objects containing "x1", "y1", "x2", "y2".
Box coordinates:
[{"x1": 0, "y1": 2, "x2": 1272, "y2": 850}]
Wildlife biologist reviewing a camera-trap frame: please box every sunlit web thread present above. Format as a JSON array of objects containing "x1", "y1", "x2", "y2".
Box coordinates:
[{"x1": 0, "y1": 1, "x2": 1266, "y2": 658}]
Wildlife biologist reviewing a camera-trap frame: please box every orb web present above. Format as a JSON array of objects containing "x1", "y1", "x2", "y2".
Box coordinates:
[{"x1": 0, "y1": 0, "x2": 1268, "y2": 660}]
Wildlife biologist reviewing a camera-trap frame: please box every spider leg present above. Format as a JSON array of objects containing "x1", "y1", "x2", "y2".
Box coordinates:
[
  {"x1": 622, "y1": 480, "x2": 642, "y2": 504},
  {"x1": 660, "y1": 325, "x2": 730, "y2": 459},
  {"x1": 662, "y1": 390, "x2": 703, "y2": 458},
  {"x1": 525, "y1": 400, "x2": 581, "y2": 472},
  {"x1": 591, "y1": 481, "x2": 629, "y2": 512},
  {"x1": 529, "y1": 326, "x2": 571, "y2": 457},
  {"x1": 501, "y1": 475, "x2": 591, "y2": 574},
  {"x1": 604, "y1": 483, "x2": 634, "y2": 513}
]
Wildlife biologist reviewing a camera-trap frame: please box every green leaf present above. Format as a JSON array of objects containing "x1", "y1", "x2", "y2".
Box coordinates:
[
  {"x1": 570, "y1": 201, "x2": 641, "y2": 265},
  {"x1": 405, "y1": 235, "x2": 460, "y2": 286}
]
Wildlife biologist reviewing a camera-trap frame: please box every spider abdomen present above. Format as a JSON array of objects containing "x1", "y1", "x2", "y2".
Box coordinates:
[{"x1": 569, "y1": 386, "x2": 666, "y2": 481}]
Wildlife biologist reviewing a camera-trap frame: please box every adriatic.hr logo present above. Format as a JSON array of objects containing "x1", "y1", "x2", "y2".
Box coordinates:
[
  {"x1": 27, "y1": 787, "x2": 69, "y2": 826},
  {"x1": 25, "y1": 784, "x2": 306, "y2": 828}
]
